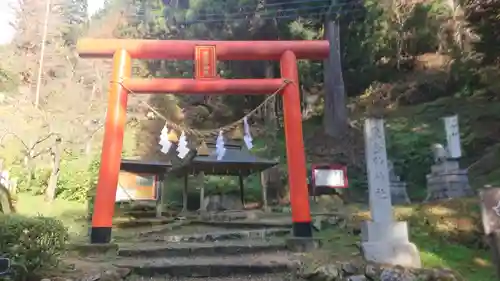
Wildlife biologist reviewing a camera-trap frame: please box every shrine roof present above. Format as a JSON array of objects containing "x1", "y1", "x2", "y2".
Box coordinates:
[
  {"x1": 120, "y1": 143, "x2": 277, "y2": 177},
  {"x1": 182, "y1": 143, "x2": 278, "y2": 176}
]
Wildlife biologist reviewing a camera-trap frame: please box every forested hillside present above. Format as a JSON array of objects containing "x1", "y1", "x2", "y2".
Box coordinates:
[{"x1": 0, "y1": 0, "x2": 499, "y2": 203}]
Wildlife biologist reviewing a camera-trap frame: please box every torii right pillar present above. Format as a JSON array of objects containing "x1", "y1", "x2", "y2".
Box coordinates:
[{"x1": 280, "y1": 50, "x2": 313, "y2": 239}]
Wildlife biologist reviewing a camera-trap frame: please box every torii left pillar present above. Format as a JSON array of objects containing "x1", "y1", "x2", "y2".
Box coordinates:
[
  {"x1": 77, "y1": 38, "x2": 330, "y2": 244},
  {"x1": 90, "y1": 50, "x2": 131, "y2": 243}
]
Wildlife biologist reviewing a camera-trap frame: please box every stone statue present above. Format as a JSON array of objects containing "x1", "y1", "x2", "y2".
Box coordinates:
[{"x1": 431, "y1": 143, "x2": 448, "y2": 164}]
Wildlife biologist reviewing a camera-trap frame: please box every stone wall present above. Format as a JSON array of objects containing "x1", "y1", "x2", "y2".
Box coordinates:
[
  {"x1": 47, "y1": 261, "x2": 462, "y2": 281},
  {"x1": 299, "y1": 262, "x2": 462, "y2": 281}
]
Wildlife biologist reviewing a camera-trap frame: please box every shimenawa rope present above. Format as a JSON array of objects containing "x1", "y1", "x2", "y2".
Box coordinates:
[{"x1": 111, "y1": 78, "x2": 292, "y2": 139}]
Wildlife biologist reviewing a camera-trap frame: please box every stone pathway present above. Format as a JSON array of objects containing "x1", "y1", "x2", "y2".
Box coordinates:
[{"x1": 103, "y1": 217, "x2": 305, "y2": 280}]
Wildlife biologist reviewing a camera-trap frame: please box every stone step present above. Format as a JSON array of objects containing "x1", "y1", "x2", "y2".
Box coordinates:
[
  {"x1": 118, "y1": 240, "x2": 287, "y2": 257},
  {"x1": 138, "y1": 221, "x2": 189, "y2": 237},
  {"x1": 119, "y1": 210, "x2": 177, "y2": 219},
  {"x1": 141, "y1": 228, "x2": 291, "y2": 242},
  {"x1": 189, "y1": 219, "x2": 292, "y2": 229},
  {"x1": 127, "y1": 273, "x2": 303, "y2": 280},
  {"x1": 113, "y1": 252, "x2": 298, "y2": 277},
  {"x1": 195, "y1": 210, "x2": 265, "y2": 222},
  {"x1": 114, "y1": 217, "x2": 175, "y2": 229}
]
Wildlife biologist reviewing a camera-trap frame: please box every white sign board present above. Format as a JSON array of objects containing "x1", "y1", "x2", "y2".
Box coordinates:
[
  {"x1": 443, "y1": 115, "x2": 461, "y2": 158},
  {"x1": 314, "y1": 169, "x2": 345, "y2": 187}
]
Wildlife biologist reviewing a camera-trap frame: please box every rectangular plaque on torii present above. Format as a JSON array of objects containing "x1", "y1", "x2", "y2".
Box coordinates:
[{"x1": 195, "y1": 45, "x2": 217, "y2": 79}]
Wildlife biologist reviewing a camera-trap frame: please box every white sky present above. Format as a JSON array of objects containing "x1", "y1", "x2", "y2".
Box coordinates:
[
  {"x1": 0, "y1": 0, "x2": 16, "y2": 44},
  {"x1": 0, "y1": 0, "x2": 106, "y2": 45}
]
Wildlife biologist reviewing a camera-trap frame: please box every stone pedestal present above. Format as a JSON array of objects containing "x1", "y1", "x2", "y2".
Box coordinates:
[
  {"x1": 360, "y1": 221, "x2": 421, "y2": 268},
  {"x1": 386, "y1": 160, "x2": 410, "y2": 204},
  {"x1": 425, "y1": 160, "x2": 474, "y2": 201},
  {"x1": 390, "y1": 181, "x2": 411, "y2": 204}
]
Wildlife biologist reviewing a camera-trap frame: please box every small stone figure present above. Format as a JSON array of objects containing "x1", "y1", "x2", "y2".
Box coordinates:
[{"x1": 431, "y1": 143, "x2": 447, "y2": 164}]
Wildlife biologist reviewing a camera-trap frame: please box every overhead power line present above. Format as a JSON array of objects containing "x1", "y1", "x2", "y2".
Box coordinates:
[
  {"x1": 129, "y1": 1, "x2": 366, "y2": 25},
  {"x1": 159, "y1": 0, "x2": 336, "y2": 11},
  {"x1": 196, "y1": 1, "x2": 357, "y2": 18},
  {"x1": 179, "y1": 7, "x2": 365, "y2": 25},
  {"x1": 198, "y1": 0, "x2": 337, "y2": 13}
]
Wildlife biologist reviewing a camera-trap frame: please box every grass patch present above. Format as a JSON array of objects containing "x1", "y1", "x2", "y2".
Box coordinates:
[
  {"x1": 352, "y1": 199, "x2": 484, "y2": 248},
  {"x1": 414, "y1": 232, "x2": 495, "y2": 281},
  {"x1": 14, "y1": 193, "x2": 88, "y2": 239},
  {"x1": 407, "y1": 198, "x2": 495, "y2": 280}
]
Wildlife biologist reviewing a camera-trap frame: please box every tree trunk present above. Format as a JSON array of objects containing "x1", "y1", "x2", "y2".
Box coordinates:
[
  {"x1": 0, "y1": 184, "x2": 14, "y2": 214},
  {"x1": 24, "y1": 143, "x2": 35, "y2": 188},
  {"x1": 323, "y1": 20, "x2": 347, "y2": 138},
  {"x1": 45, "y1": 137, "x2": 61, "y2": 202},
  {"x1": 260, "y1": 172, "x2": 269, "y2": 212},
  {"x1": 155, "y1": 175, "x2": 163, "y2": 218},
  {"x1": 85, "y1": 131, "x2": 94, "y2": 157},
  {"x1": 198, "y1": 172, "x2": 206, "y2": 212},
  {"x1": 260, "y1": 62, "x2": 273, "y2": 207},
  {"x1": 182, "y1": 174, "x2": 188, "y2": 213},
  {"x1": 260, "y1": 62, "x2": 289, "y2": 205}
]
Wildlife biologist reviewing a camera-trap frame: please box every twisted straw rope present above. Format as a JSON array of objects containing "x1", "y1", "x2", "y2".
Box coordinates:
[{"x1": 113, "y1": 79, "x2": 292, "y2": 138}]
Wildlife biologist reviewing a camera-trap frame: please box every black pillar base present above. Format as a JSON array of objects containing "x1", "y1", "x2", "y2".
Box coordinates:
[
  {"x1": 292, "y1": 221, "x2": 312, "y2": 237},
  {"x1": 90, "y1": 227, "x2": 112, "y2": 244}
]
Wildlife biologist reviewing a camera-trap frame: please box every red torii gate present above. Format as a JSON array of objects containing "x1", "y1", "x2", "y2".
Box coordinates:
[{"x1": 76, "y1": 38, "x2": 329, "y2": 244}]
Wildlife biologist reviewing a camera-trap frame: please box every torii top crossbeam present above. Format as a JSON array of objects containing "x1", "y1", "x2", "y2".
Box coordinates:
[{"x1": 76, "y1": 38, "x2": 329, "y2": 60}]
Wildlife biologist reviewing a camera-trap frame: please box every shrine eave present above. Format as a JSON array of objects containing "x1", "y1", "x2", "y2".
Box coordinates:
[{"x1": 120, "y1": 159, "x2": 171, "y2": 175}]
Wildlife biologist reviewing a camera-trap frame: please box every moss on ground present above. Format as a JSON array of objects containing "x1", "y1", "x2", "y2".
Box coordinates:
[{"x1": 347, "y1": 198, "x2": 495, "y2": 280}]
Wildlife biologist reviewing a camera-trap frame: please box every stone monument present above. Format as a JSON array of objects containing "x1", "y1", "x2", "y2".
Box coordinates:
[
  {"x1": 361, "y1": 118, "x2": 421, "y2": 268},
  {"x1": 425, "y1": 115, "x2": 473, "y2": 201},
  {"x1": 387, "y1": 160, "x2": 411, "y2": 204}
]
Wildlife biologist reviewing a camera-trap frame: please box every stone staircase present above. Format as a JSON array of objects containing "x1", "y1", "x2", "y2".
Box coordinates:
[
  {"x1": 108, "y1": 217, "x2": 305, "y2": 280},
  {"x1": 71, "y1": 209, "x2": 467, "y2": 281}
]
